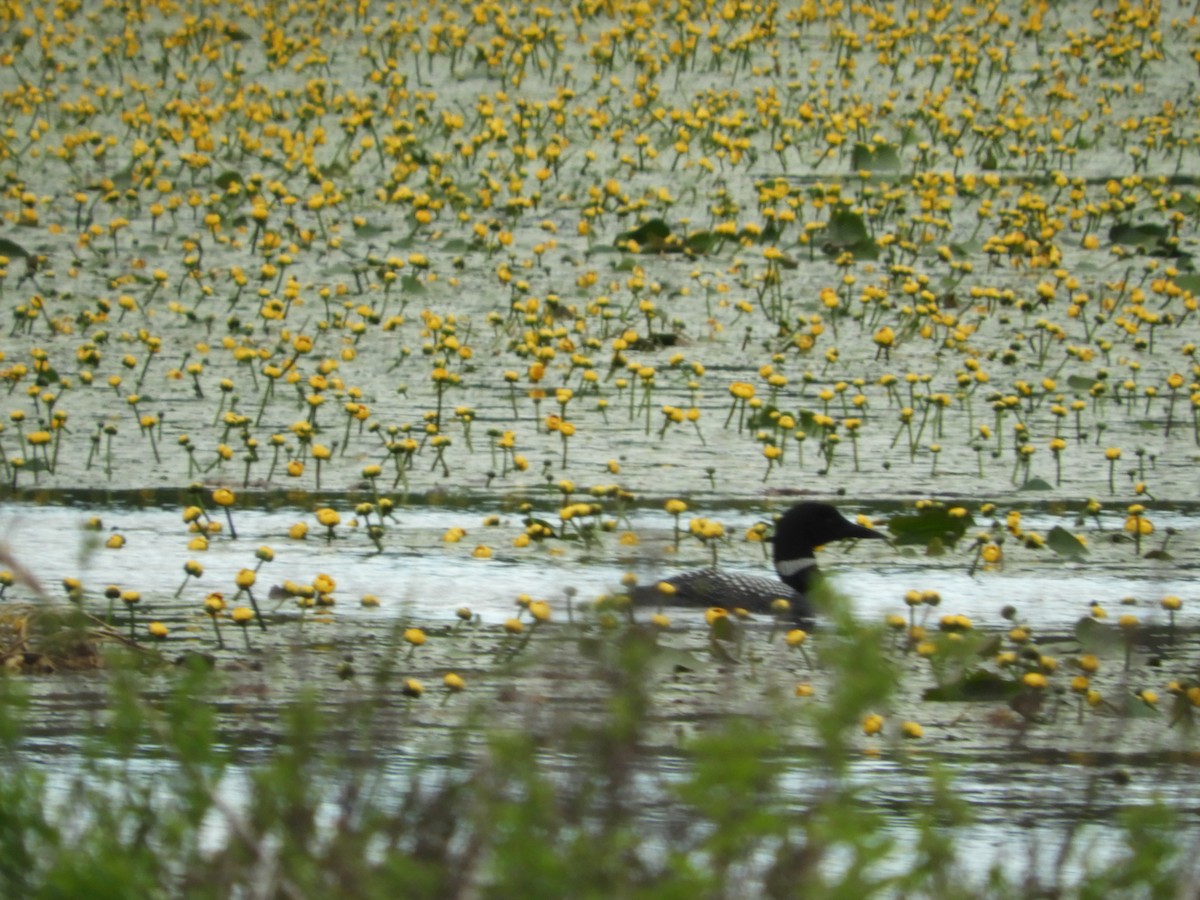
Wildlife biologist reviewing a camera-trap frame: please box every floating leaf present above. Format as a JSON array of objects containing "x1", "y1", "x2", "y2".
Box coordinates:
[
  {"x1": 749, "y1": 407, "x2": 818, "y2": 430},
  {"x1": 923, "y1": 670, "x2": 1020, "y2": 702},
  {"x1": 0, "y1": 237, "x2": 30, "y2": 258},
  {"x1": 353, "y1": 222, "x2": 390, "y2": 239},
  {"x1": 825, "y1": 209, "x2": 869, "y2": 246},
  {"x1": 850, "y1": 144, "x2": 872, "y2": 170},
  {"x1": 1019, "y1": 477, "x2": 1053, "y2": 491},
  {"x1": 1046, "y1": 525, "x2": 1089, "y2": 559},
  {"x1": 103, "y1": 163, "x2": 135, "y2": 192},
  {"x1": 1172, "y1": 274, "x2": 1200, "y2": 296},
  {"x1": 559, "y1": 522, "x2": 596, "y2": 543},
  {"x1": 850, "y1": 141, "x2": 901, "y2": 174},
  {"x1": 1115, "y1": 694, "x2": 1160, "y2": 719},
  {"x1": 1067, "y1": 374, "x2": 1098, "y2": 393},
  {"x1": 820, "y1": 209, "x2": 877, "y2": 259},
  {"x1": 400, "y1": 274, "x2": 426, "y2": 294},
  {"x1": 615, "y1": 218, "x2": 677, "y2": 253},
  {"x1": 886, "y1": 507, "x2": 974, "y2": 548},
  {"x1": 684, "y1": 231, "x2": 718, "y2": 254},
  {"x1": 794, "y1": 409, "x2": 820, "y2": 429},
  {"x1": 747, "y1": 405, "x2": 783, "y2": 430},
  {"x1": 214, "y1": 170, "x2": 244, "y2": 191},
  {"x1": 617, "y1": 218, "x2": 671, "y2": 243},
  {"x1": 1109, "y1": 222, "x2": 1169, "y2": 248},
  {"x1": 34, "y1": 366, "x2": 60, "y2": 386},
  {"x1": 1074, "y1": 616, "x2": 1123, "y2": 656}
]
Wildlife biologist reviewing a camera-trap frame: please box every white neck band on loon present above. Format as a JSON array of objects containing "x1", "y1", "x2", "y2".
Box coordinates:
[{"x1": 775, "y1": 557, "x2": 818, "y2": 578}]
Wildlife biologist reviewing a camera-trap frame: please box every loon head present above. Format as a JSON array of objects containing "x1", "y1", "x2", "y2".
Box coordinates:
[{"x1": 770, "y1": 502, "x2": 887, "y2": 592}]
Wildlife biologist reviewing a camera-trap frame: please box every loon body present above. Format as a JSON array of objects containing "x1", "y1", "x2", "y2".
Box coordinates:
[{"x1": 635, "y1": 502, "x2": 886, "y2": 622}]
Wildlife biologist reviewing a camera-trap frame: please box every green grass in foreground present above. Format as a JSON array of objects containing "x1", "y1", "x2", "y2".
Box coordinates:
[{"x1": 0, "y1": 605, "x2": 1191, "y2": 899}]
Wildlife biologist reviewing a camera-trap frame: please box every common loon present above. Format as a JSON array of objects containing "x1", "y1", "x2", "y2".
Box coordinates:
[{"x1": 633, "y1": 502, "x2": 887, "y2": 623}]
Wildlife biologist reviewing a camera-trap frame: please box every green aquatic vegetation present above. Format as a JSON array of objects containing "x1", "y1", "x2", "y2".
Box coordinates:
[
  {"x1": 1, "y1": 607, "x2": 1192, "y2": 896},
  {"x1": 2, "y1": 0, "x2": 1200, "y2": 508},
  {"x1": 0, "y1": 0, "x2": 1198, "y2": 890}
]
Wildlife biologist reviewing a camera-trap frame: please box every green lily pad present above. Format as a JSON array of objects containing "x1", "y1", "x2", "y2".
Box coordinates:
[
  {"x1": 1046, "y1": 525, "x2": 1088, "y2": 559},
  {"x1": 1074, "y1": 616, "x2": 1123, "y2": 655},
  {"x1": 354, "y1": 222, "x2": 392, "y2": 239},
  {"x1": 850, "y1": 141, "x2": 901, "y2": 174},
  {"x1": 1018, "y1": 477, "x2": 1053, "y2": 491},
  {"x1": 825, "y1": 208, "x2": 869, "y2": 246},
  {"x1": 104, "y1": 163, "x2": 135, "y2": 192},
  {"x1": 1067, "y1": 374, "x2": 1098, "y2": 393},
  {"x1": 886, "y1": 507, "x2": 973, "y2": 548},
  {"x1": 1109, "y1": 222, "x2": 1169, "y2": 248},
  {"x1": 615, "y1": 218, "x2": 675, "y2": 252},
  {"x1": 1115, "y1": 694, "x2": 1160, "y2": 718},
  {"x1": 214, "y1": 170, "x2": 244, "y2": 191},
  {"x1": 1172, "y1": 273, "x2": 1200, "y2": 295},
  {"x1": 684, "y1": 231, "x2": 718, "y2": 254},
  {"x1": 923, "y1": 670, "x2": 1020, "y2": 702},
  {"x1": 820, "y1": 209, "x2": 877, "y2": 259},
  {"x1": 0, "y1": 237, "x2": 31, "y2": 258}
]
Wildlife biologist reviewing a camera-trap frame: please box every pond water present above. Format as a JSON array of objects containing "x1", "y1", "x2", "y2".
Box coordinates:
[
  {"x1": 3, "y1": 499, "x2": 1198, "y2": 631},
  {"x1": 1, "y1": 0, "x2": 1200, "y2": 890},
  {"x1": 4, "y1": 496, "x2": 1200, "y2": 890}
]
